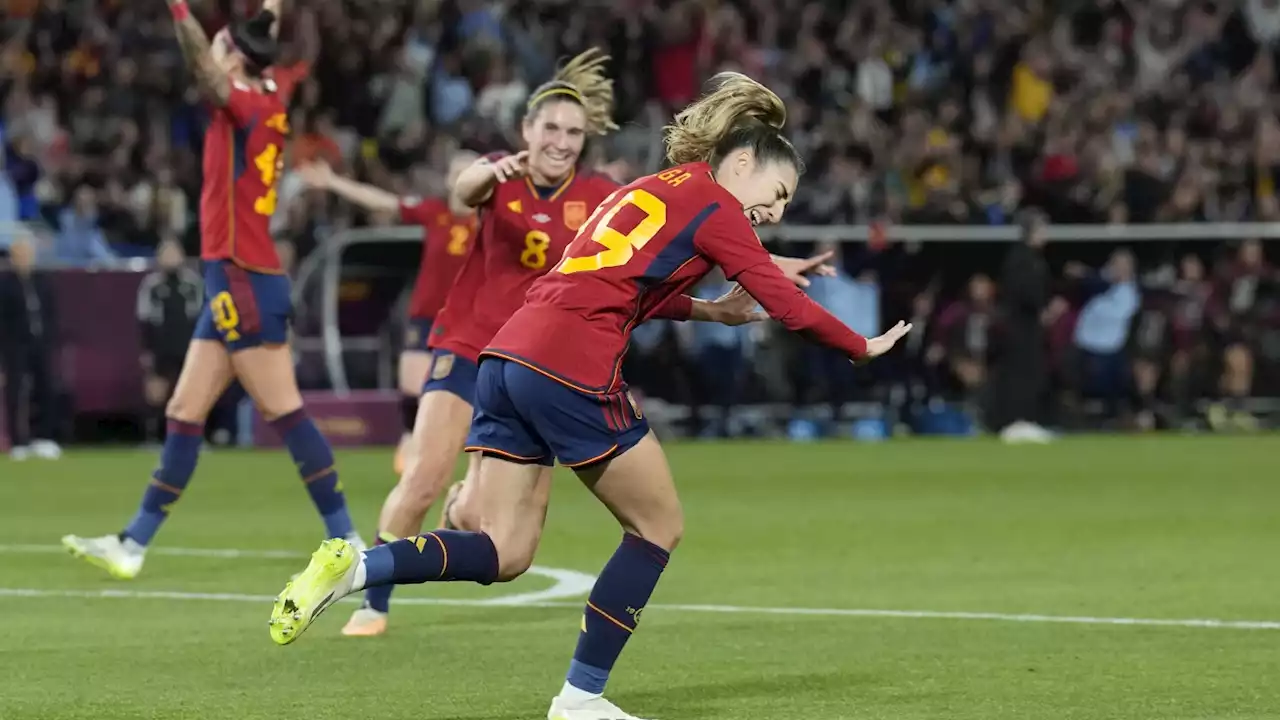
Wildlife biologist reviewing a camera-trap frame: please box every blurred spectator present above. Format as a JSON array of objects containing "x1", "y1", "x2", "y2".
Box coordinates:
[
  {"x1": 1063, "y1": 249, "x2": 1141, "y2": 427},
  {"x1": 0, "y1": 150, "x2": 17, "y2": 248},
  {"x1": 935, "y1": 274, "x2": 996, "y2": 407},
  {"x1": 135, "y1": 239, "x2": 201, "y2": 444},
  {"x1": 55, "y1": 186, "x2": 114, "y2": 266},
  {"x1": 1207, "y1": 239, "x2": 1276, "y2": 429},
  {"x1": 0, "y1": 234, "x2": 62, "y2": 460},
  {"x1": 687, "y1": 271, "x2": 752, "y2": 438},
  {"x1": 990, "y1": 211, "x2": 1054, "y2": 442},
  {"x1": 803, "y1": 242, "x2": 881, "y2": 428}
]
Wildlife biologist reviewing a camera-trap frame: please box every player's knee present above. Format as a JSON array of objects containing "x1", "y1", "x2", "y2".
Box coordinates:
[
  {"x1": 492, "y1": 541, "x2": 535, "y2": 583},
  {"x1": 164, "y1": 391, "x2": 207, "y2": 424},
  {"x1": 629, "y1": 512, "x2": 684, "y2": 553}
]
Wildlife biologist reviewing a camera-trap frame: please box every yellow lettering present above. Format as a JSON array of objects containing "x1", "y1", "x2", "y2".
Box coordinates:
[
  {"x1": 557, "y1": 189, "x2": 668, "y2": 275},
  {"x1": 210, "y1": 291, "x2": 241, "y2": 342},
  {"x1": 657, "y1": 168, "x2": 691, "y2": 187},
  {"x1": 520, "y1": 230, "x2": 551, "y2": 269},
  {"x1": 448, "y1": 225, "x2": 471, "y2": 256},
  {"x1": 252, "y1": 143, "x2": 283, "y2": 216}
]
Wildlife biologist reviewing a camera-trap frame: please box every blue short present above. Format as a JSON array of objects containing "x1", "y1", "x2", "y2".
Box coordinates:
[
  {"x1": 466, "y1": 357, "x2": 650, "y2": 468},
  {"x1": 403, "y1": 317, "x2": 434, "y2": 352},
  {"x1": 421, "y1": 351, "x2": 479, "y2": 403},
  {"x1": 193, "y1": 261, "x2": 292, "y2": 351}
]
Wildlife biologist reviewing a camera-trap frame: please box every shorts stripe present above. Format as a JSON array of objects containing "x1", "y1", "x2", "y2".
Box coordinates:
[
  {"x1": 601, "y1": 395, "x2": 619, "y2": 432},
  {"x1": 615, "y1": 394, "x2": 631, "y2": 429},
  {"x1": 563, "y1": 443, "x2": 620, "y2": 469},
  {"x1": 463, "y1": 445, "x2": 547, "y2": 464},
  {"x1": 225, "y1": 264, "x2": 262, "y2": 335}
]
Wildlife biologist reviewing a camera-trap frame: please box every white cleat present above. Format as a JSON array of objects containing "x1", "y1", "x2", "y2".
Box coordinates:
[
  {"x1": 62, "y1": 533, "x2": 146, "y2": 579},
  {"x1": 10, "y1": 445, "x2": 31, "y2": 461},
  {"x1": 548, "y1": 694, "x2": 651, "y2": 720},
  {"x1": 32, "y1": 440, "x2": 63, "y2": 460}
]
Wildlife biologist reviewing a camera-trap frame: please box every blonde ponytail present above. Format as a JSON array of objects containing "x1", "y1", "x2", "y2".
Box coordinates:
[
  {"x1": 664, "y1": 72, "x2": 787, "y2": 165},
  {"x1": 525, "y1": 47, "x2": 617, "y2": 136}
]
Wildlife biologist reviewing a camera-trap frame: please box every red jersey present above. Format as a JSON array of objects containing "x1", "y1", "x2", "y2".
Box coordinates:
[
  {"x1": 400, "y1": 196, "x2": 474, "y2": 320},
  {"x1": 200, "y1": 78, "x2": 294, "y2": 273},
  {"x1": 486, "y1": 162, "x2": 870, "y2": 393},
  {"x1": 429, "y1": 164, "x2": 617, "y2": 360}
]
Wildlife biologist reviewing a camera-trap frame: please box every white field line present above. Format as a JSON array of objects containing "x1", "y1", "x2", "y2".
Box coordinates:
[
  {"x1": 0, "y1": 544, "x2": 596, "y2": 605},
  {"x1": 4, "y1": 544, "x2": 1279, "y2": 631},
  {"x1": 0, "y1": 587, "x2": 1276, "y2": 631}
]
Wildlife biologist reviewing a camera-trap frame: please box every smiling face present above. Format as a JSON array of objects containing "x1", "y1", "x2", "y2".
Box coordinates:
[
  {"x1": 521, "y1": 99, "x2": 587, "y2": 185},
  {"x1": 713, "y1": 148, "x2": 799, "y2": 227}
]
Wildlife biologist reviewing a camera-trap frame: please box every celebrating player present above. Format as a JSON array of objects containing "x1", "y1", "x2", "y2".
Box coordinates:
[
  {"x1": 294, "y1": 152, "x2": 479, "y2": 476},
  {"x1": 334, "y1": 49, "x2": 623, "y2": 637},
  {"x1": 269, "y1": 72, "x2": 910, "y2": 720},
  {"x1": 62, "y1": 0, "x2": 365, "y2": 579}
]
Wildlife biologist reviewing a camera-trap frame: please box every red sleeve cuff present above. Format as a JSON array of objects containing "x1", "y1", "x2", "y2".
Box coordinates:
[{"x1": 651, "y1": 294, "x2": 694, "y2": 321}]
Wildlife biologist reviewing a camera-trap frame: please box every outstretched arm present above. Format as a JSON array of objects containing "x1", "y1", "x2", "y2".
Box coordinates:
[
  {"x1": 693, "y1": 214, "x2": 901, "y2": 360},
  {"x1": 167, "y1": 0, "x2": 231, "y2": 106},
  {"x1": 297, "y1": 162, "x2": 399, "y2": 213}
]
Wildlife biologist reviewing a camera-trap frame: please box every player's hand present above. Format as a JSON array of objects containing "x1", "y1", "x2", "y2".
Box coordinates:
[
  {"x1": 853, "y1": 320, "x2": 913, "y2": 364},
  {"x1": 708, "y1": 284, "x2": 767, "y2": 326},
  {"x1": 297, "y1": 161, "x2": 333, "y2": 189},
  {"x1": 770, "y1": 250, "x2": 837, "y2": 288},
  {"x1": 488, "y1": 151, "x2": 530, "y2": 183}
]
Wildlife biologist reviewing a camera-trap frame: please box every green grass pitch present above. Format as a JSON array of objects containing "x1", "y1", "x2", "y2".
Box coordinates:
[{"x1": 2, "y1": 436, "x2": 1279, "y2": 719}]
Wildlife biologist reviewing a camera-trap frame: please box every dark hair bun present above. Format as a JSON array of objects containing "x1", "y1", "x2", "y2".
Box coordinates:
[{"x1": 230, "y1": 10, "x2": 278, "y2": 72}]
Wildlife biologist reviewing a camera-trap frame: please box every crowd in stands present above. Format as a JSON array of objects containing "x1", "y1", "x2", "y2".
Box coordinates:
[{"x1": 1, "y1": 0, "x2": 1278, "y2": 438}]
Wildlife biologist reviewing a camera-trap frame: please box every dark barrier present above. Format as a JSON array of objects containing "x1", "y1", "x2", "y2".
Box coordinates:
[
  {"x1": 249, "y1": 390, "x2": 401, "y2": 447},
  {"x1": 50, "y1": 269, "x2": 147, "y2": 415}
]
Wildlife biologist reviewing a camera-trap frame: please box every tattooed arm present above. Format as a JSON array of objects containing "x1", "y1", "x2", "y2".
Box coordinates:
[{"x1": 167, "y1": 0, "x2": 231, "y2": 107}]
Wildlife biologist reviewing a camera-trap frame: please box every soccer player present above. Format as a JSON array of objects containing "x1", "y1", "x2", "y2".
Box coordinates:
[
  {"x1": 61, "y1": 0, "x2": 364, "y2": 579},
  {"x1": 294, "y1": 152, "x2": 478, "y2": 475},
  {"x1": 335, "y1": 49, "x2": 622, "y2": 637},
  {"x1": 269, "y1": 72, "x2": 911, "y2": 720}
]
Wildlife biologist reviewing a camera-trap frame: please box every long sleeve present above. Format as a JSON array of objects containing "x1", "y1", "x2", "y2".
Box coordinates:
[
  {"x1": 694, "y1": 212, "x2": 868, "y2": 358},
  {"x1": 649, "y1": 293, "x2": 694, "y2": 321}
]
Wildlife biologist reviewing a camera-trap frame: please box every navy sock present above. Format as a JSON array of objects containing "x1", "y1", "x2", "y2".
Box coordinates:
[
  {"x1": 400, "y1": 394, "x2": 418, "y2": 432},
  {"x1": 270, "y1": 408, "x2": 354, "y2": 539},
  {"x1": 360, "y1": 530, "x2": 498, "y2": 587},
  {"x1": 566, "y1": 534, "x2": 670, "y2": 694},
  {"x1": 362, "y1": 532, "x2": 397, "y2": 612},
  {"x1": 122, "y1": 419, "x2": 204, "y2": 546}
]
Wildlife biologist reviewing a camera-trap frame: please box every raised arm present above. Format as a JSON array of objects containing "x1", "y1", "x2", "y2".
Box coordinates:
[
  {"x1": 452, "y1": 152, "x2": 529, "y2": 208},
  {"x1": 297, "y1": 162, "x2": 399, "y2": 213},
  {"x1": 166, "y1": 0, "x2": 231, "y2": 107}
]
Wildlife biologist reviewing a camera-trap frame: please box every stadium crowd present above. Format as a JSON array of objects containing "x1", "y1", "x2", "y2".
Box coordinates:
[{"x1": 1, "y1": 0, "x2": 1278, "y2": 443}]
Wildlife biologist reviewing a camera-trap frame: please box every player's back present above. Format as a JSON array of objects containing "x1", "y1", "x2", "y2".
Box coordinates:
[
  {"x1": 200, "y1": 79, "x2": 291, "y2": 273},
  {"x1": 487, "y1": 163, "x2": 737, "y2": 392},
  {"x1": 401, "y1": 196, "x2": 473, "y2": 321}
]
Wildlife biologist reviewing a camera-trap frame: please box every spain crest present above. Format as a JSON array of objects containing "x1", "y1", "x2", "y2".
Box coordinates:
[
  {"x1": 564, "y1": 201, "x2": 587, "y2": 231},
  {"x1": 431, "y1": 353, "x2": 455, "y2": 380}
]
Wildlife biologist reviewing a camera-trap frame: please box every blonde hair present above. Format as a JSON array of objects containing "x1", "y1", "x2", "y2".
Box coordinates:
[
  {"x1": 664, "y1": 72, "x2": 788, "y2": 165},
  {"x1": 525, "y1": 47, "x2": 617, "y2": 136}
]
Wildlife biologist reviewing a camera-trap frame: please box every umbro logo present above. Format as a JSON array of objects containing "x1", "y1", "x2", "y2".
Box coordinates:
[{"x1": 533, "y1": 213, "x2": 551, "y2": 224}]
